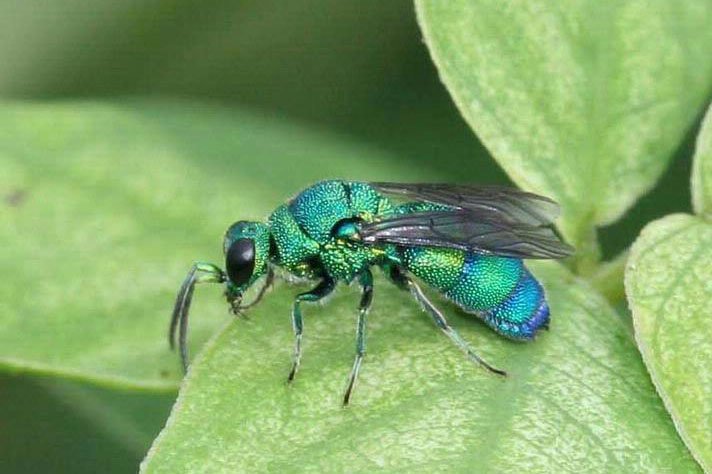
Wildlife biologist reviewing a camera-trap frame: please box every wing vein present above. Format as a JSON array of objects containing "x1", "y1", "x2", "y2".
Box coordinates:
[{"x1": 362, "y1": 181, "x2": 574, "y2": 260}]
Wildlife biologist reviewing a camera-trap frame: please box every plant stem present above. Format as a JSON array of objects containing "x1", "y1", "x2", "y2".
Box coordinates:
[{"x1": 588, "y1": 249, "x2": 629, "y2": 306}]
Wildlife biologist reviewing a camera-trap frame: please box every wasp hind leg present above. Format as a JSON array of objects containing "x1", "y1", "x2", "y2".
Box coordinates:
[
  {"x1": 287, "y1": 277, "x2": 336, "y2": 383},
  {"x1": 387, "y1": 266, "x2": 506, "y2": 377},
  {"x1": 343, "y1": 270, "x2": 373, "y2": 406}
]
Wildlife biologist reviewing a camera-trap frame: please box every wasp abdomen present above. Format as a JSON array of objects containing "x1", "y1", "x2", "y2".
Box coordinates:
[
  {"x1": 401, "y1": 247, "x2": 549, "y2": 340},
  {"x1": 476, "y1": 267, "x2": 549, "y2": 340}
]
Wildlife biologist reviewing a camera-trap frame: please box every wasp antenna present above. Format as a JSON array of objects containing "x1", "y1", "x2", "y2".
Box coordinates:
[
  {"x1": 169, "y1": 266, "x2": 198, "y2": 351},
  {"x1": 178, "y1": 278, "x2": 198, "y2": 373},
  {"x1": 168, "y1": 262, "x2": 225, "y2": 373}
]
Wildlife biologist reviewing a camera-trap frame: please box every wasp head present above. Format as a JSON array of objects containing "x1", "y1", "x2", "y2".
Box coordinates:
[{"x1": 223, "y1": 220, "x2": 271, "y2": 311}]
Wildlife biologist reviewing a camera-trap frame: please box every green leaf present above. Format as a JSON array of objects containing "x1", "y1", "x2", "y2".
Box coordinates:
[
  {"x1": 625, "y1": 106, "x2": 712, "y2": 470},
  {"x1": 415, "y1": 0, "x2": 712, "y2": 268},
  {"x1": 0, "y1": 101, "x2": 443, "y2": 390},
  {"x1": 142, "y1": 263, "x2": 696, "y2": 472},
  {"x1": 693, "y1": 103, "x2": 712, "y2": 216},
  {"x1": 626, "y1": 214, "x2": 712, "y2": 471}
]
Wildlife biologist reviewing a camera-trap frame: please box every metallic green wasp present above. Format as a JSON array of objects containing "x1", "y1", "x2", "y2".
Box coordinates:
[{"x1": 169, "y1": 180, "x2": 573, "y2": 404}]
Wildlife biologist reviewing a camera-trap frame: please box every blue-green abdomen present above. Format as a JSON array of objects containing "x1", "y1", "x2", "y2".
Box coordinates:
[
  {"x1": 446, "y1": 254, "x2": 523, "y2": 312},
  {"x1": 403, "y1": 248, "x2": 549, "y2": 340},
  {"x1": 485, "y1": 267, "x2": 549, "y2": 339}
]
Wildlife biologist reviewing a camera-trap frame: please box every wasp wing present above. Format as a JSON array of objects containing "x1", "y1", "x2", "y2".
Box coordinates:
[
  {"x1": 371, "y1": 182, "x2": 560, "y2": 226},
  {"x1": 360, "y1": 210, "x2": 573, "y2": 259},
  {"x1": 363, "y1": 181, "x2": 573, "y2": 259}
]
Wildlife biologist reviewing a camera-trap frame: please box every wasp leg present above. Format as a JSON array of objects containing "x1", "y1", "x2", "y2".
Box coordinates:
[
  {"x1": 239, "y1": 267, "x2": 275, "y2": 311},
  {"x1": 288, "y1": 277, "x2": 336, "y2": 383},
  {"x1": 387, "y1": 266, "x2": 506, "y2": 377},
  {"x1": 343, "y1": 270, "x2": 373, "y2": 406}
]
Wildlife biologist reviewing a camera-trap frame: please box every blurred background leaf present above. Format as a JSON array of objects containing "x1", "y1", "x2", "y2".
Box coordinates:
[
  {"x1": 0, "y1": 0, "x2": 501, "y2": 181},
  {"x1": 0, "y1": 374, "x2": 173, "y2": 473},
  {"x1": 415, "y1": 0, "x2": 712, "y2": 271}
]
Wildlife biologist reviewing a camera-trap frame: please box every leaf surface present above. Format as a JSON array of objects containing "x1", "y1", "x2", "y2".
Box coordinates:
[
  {"x1": 625, "y1": 104, "x2": 712, "y2": 471},
  {"x1": 142, "y1": 263, "x2": 696, "y2": 472}
]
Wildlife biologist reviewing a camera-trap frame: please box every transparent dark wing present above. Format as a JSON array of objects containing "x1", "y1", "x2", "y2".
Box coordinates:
[
  {"x1": 360, "y1": 210, "x2": 574, "y2": 259},
  {"x1": 371, "y1": 182, "x2": 560, "y2": 226}
]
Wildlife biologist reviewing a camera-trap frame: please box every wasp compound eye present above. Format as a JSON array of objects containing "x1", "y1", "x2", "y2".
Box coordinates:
[{"x1": 226, "y1": 238, "x2": 255, "y2": 286}]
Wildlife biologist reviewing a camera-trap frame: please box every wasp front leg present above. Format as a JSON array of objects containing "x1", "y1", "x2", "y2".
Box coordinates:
[
  {"x1": 287, "y1": 277, "x2": 336, "y2": 383},
  {"x1": 343, "y1": 269, "x2": 373, "y2": 405},
  {"x1": 240, "y1": 267, "x2": 275, "y2": 310},
  {"x1": 225, "y1": 267, "x2": 275, "y2": 318},
  {"x1": 224, "y1": 283, "x2": 243, "y2": 316}
]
